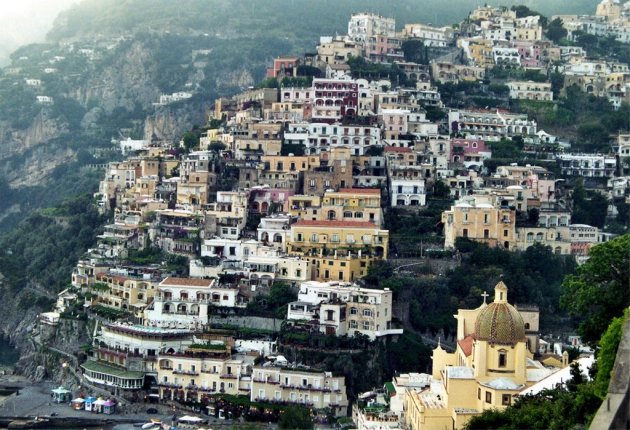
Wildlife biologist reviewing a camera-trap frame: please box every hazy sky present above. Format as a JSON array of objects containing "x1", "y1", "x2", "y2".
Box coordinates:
[{"x1": 0, "y1": 0, "x2": 78, "y2": 66}]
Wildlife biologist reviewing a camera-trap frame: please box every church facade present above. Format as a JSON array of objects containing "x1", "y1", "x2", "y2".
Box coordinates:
[{"x1": 404, "y1": 281, "x2": 554, "y2": 429}]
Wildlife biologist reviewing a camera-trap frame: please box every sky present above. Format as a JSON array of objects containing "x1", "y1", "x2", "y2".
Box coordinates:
[{"x1": 0, "y1": 0, "x2": 78, "y2": 66}]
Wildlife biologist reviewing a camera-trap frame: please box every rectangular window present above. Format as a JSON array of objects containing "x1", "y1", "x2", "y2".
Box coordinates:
[
  {"x1": 486, "y1": 392, "x2": 492, "y2": 404},
  {"x1": 499, "y1": 351, "x2": 507, "y2": 368},
  {"x1": 504, "y1": 229, "x2": 509, "y2": 237},
  {"x1": 502, "y1": 394, "x2": 511, "y2": 405}
]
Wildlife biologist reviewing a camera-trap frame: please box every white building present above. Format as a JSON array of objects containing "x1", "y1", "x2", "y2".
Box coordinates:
[
  {"x1": 154, "y1": 92, "x2": 193, "y2": 106},
  {"x1": 257, "y1": 214, "x2": 292, "y2": 251},
  {"x1": 493, "y1": 47, "x2": 521, "y2": 65},
  {"x1": 401, "y1": 23, "x2": 452, "y2": 47},
  {"x1": 145, "y1": 277, "x2": 243, "y2": 328},
  {"x1": 556, "y1": 154, "x2": 617, "y2": 177},
  {"x1": 348, "y1": 13, "x2": 396, "y2": 43},
  {"x1": 284, "y1": 122, "x2": 381, "y2": 156},
  {"x1": 287, "y1": 281, "x2": 400, "y2": 340},
  {"x1": 120, "y1": 137, "x2": 148, "y2": 155},
  {"x1": 390, "y1": 178, "x2": 426, "y2": 207},
  {"x1": 507, "y1": 81, "x2": 553, "y2": 101},
  {"x1": 251, "y1": 365, "x2": 349, "y2": 415}
]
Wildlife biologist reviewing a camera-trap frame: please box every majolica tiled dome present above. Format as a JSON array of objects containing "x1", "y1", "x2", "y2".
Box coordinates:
[{"x1": 474, "y1": 282, "x2": 526, "y2": 346}]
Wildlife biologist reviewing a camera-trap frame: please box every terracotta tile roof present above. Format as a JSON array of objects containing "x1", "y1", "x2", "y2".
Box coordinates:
[
  {"x1": 336, "y1": 188, "x2": 381, "y2": 194},
  {"x1": 384, "y1": 146, "x2": 412, "y2": 153},
  {"x1": 292, "y1": 220, "x2": 380, "y2": 228},
  {"x1": 458, "y1": 335, "x2": 475, "y2": 357},
  {"x1": 160, "y1": 277, "x2": 214, "y2": 287},
  {"x1": 96, "y1": 273, "x2": 129, "y2": 283}
]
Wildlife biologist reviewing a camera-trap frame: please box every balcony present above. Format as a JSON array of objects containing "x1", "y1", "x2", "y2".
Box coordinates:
[
  {"x1": 173, "y1": 370, "x2": 200, "y2": 376},
  {"x1": 221, "y1": 373, "x2": 237, "y2": 379},
  {"x1": 158, "y1": 382, "x2": 182, "y2": 389}
]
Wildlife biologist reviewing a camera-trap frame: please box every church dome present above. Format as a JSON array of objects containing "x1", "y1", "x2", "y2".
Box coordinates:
[{"x1": 474, "y1": 281, "x2": 526, "y2": 346}]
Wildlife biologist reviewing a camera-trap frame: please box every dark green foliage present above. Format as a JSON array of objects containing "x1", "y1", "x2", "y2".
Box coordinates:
[
  {"x1": 487, "y1": 137, "x2": 524, "y2": 160},
  {"x1": 593, "y1": 309, "x2": 627, "y2": 397},
  {"x1": 451, "y1": 242, "x2": 576, "y2": 315},
  {"x1": 424, "y1": 106, "x2": 446, "y2": 122},
  {"x1": 510, "y1": 5, "x2": 548, "y2": 27},
  {"x1": 546, "y1": 18, "x2": 568, "y2": 43},
  {"x1": 257, "y1": 77, "x2": 279, "y2": 89},
  {"x1": 281, "y1": 143, "x2": 306, "y2": 156},
  {"x1": 567, "y1": 361, "x2": 585, "y2": 392},
  {"x1": 208, "y1": 141, "x2": 226, "y2": 153},
  {"x1": 247, "y1": 282, "x2": 297, "y2": 319},
  {"x1": 17, "y1": 292, "x2": 56, "y2": 310},
  {"x1": 561, "y1": 235, "x2": 630, "y2": 345},
  {"x1": 278, "y1": 405, "x2": 313, "y2": 429},
  {"x1": 433, "y1": 180, "x2": 450, "y2": 198},
  {"x1": 182, "y1": 131, "x2": 199, "y2": 152},
  {"x1": 347, "y1": 56, "x2": 414, "y2": 87},
  {"x1": 363, "y1": 261, "x2": 394, "y2": 287},
  {"x1": 464, "y1": 387, "x2": 601, "y2": 430},
  {"x1": 401, "y1": 39, "x2": 429, "y2": 64},
  {"x1": 385, "y1": 332, "x2": 432, "y2": 375},
  {"x1": 577, "y1": 122, "x2": 611, "y2": 149},
  {"x1": 571, "y1": 181, "x2": 608, "y2": 228},
  {"x1": 364, "y1": 146, "x2": 384, "y2": 156},
  {"x1": 0, "y1": 194, "x2": 107, "y2": 292}
]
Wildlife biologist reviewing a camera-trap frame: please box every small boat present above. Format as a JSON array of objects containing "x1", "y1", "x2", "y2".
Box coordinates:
[{"x1": 142, "y1": 420, "x2": 162, "y2": 430}]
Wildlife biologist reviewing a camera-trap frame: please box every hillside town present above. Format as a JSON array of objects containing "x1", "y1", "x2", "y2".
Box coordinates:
[{"x1": 26, "y1": 2, "x2": 630, "y2": 429}]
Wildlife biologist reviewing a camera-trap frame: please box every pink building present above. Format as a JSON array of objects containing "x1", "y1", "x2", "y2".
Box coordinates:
[
  {"x1": 311, "y1": 78, "x2": 359, "y2": 123},
  {"x1": 267, "y1": 57, "x2": 300, "y2": 78},
  {"x1": 511, "y1": 41, "x2": 543, "y2": 68},
  {"x1": 365, "y1": 35, "x2": 404, "y2": 63},
  {"x1": 248, "y1": 188, "x2": 294, "y2": 214},
  {"x1": 451, "y1": 138, "x2": 492, "y2": 168}
]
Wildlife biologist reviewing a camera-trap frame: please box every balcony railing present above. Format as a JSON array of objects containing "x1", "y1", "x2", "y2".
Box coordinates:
[{"x1": 173, "y1": 370, "x2": 200, "y2": 376}]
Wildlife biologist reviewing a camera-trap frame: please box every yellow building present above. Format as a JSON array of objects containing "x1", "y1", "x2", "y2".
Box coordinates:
[
  {"x1": 442, "y1": 200, "x2": 517, "y2": 250},
  {"x1": 320, "y1": 188, "x2": 383, "y2": 227},
  {"x1": 261, "y1": 155, "x2": 319, "y2": 173},
  {"x1": 405, "y1": 282, "x2": 548, "y2": 430},
  {"x1": 288, "y1": 195, "x2": 322, "y2": 219},
  {"x1": 91, "y1": 273, "x2": 157, "y2": 316},
  {"x1": 288, "y1": 220, "x2": 388, "y2": 282},
  {"x1": 157, "y1": 344, "x2": 249, "y2": 402}
]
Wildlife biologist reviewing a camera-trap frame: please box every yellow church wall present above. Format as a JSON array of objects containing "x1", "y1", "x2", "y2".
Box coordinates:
[
  {"x1": 431, "y1": 348, "x2": 457, "y2": 380},
  {"x1": 444, "y1": 378, "x2": 477, "y2": 410}
]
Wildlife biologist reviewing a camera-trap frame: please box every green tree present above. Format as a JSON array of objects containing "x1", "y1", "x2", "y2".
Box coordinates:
[
  {"x1": 567, "y1": 361, "x2": 585, "y2": 392},
  {"x1": 182, "y1": 131, "x2": 199, "y2": 152},
  {"x1": 208, "y1": 141, "x2": 226, "y2": 154},
  {"x1": 433, "y1": 180, "x2": 450, "y2": 198},
  {"x1": 561, "y1": 235, "x2": 630, "y2": 345},
  {"x1": 546, "y1": 18, "x2": 568, "y2": 43},
  {"x1": 577, "y1": 122, "x2": 610, "y2": 150},
  {"x1": 278, "y1": 405, "x2": 313, "y2": 430}
]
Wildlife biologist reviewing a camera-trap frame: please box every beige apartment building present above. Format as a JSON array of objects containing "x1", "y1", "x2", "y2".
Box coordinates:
[
  {"x1": 157, "y1": 346, "x2": 249, "y2": 402},
  {"x1": 442, "y1": 200, "x2": 517, "y2": 250}
]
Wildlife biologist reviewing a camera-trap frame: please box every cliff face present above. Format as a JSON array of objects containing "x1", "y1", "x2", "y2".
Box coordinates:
[
  {"x1": 144, "y1": 100, "x2": 209, "y2": 141},
  {"x1": 73, "y1": 41, "x2": 161, "y2": 113}
]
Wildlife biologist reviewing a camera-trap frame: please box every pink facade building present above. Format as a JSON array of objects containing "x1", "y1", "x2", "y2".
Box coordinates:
[{"x1": 311, "y1": 78, "x2": 359, "y2": 123}]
